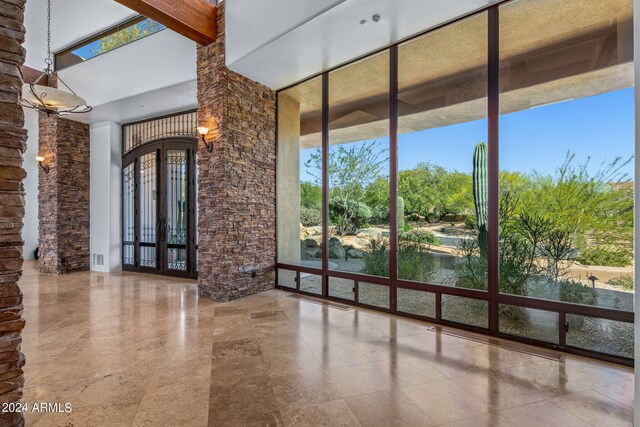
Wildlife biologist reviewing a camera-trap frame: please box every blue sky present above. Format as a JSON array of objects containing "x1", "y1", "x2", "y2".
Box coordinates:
[{"x1": 300, "y1": 88, "x2": 634, "y2": 182}]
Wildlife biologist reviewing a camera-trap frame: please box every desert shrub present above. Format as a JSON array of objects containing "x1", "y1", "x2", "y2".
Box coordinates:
[
  {"x1": 362, "y1": 238, "x2": 435, "y2": 282},
  {"x1": 464, "y1": 216, "x2": 476, "y2": 229},
  {"x1": 577, "y1": 246, "x2": 632, "y2": 267},
  {"x1": 406, "y1": 213, "x2": 424, "y2": 222},
  {"x1": 607, "y1": 275, "x2": 634, "y2": 291},
  {"x1": 400, "y1": 230, "x2": 440, "y2": 246},
  {"x1": 403, "y1": 223, "x2": 413, "y2": 232},
  {"x1": 454, "y1": 238, "x2": 487, "y2": 291},
  {"x1": 559, "y1": 279, "x2": 597, "y2": 305},
  {"x1": 369, "y1": 206, "x2": 390, "y2": 225},
  {"x1": 329, "y1": 198, "x2": 372, "y2": 234},
  {"x1": 300, "y1": 207, "x2": 322, "y2": 227}
]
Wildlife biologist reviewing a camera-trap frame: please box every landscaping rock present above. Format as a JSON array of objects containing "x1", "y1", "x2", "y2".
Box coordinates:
[
  {"x1": 328, "y1": 237, "x2": 346, "y2": 259},
  {"x1": 304, "y1": 238, "x2": 318, "y2": 248},
  {"x1": 305, "y1": 247, "x2": 322, "y2": 259},
  {"x1": 329, "y1": 246, "x2": 346, "y2": 259},
  {"x1": 307, "y1": 226, "x2": 322, "y2": 236},
  {"x1": 356, "y1": 229, "x2": 382, "y2": 239},
  {"x1": 347, "y1": 249, "x2": 364, "y2": 259}
]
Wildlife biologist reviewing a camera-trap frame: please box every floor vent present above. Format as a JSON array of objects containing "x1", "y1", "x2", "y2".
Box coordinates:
[
  {"x1": 432, "y1": 326, "x2": 565, "y2": 362},
  {"x1": 287, "y1": 294, "x2": 352, "y2": 311}
]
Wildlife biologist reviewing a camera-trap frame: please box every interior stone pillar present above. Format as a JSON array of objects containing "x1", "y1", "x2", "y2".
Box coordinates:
[
  {"x1": 196, "y1": 3, "x2": 277, "y2": 302},
  {"x1": 38, "y1": 111, "x2": 90, "y2": 274},
  {"x1": 0, "y1": 0, "x2": 27, "y2": 424},
  {"x1": 276, "y1": 94, "x2": 301, "y2": 265}
]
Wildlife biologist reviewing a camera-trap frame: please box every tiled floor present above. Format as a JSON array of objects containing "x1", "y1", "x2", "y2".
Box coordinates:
[{"x1": 19, "y1": 261, "x2": 633, "y2": 426}]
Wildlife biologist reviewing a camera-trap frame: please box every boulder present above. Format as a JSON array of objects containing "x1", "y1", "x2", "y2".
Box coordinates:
[
  {"x1": 347, "y1": 249, "x2": 364, "y2": 259},
  {"x1": 328, "y1": 245, "x2": 346, "y2": 260},
  {"x1": 328, "y1": 237, "x2": 345, "y2": 259},
  {"x1": 356, "y1": 228, "x2": 382, "y2": 239},
  {"x1": 304, "y1": 238, "x2": 319, "y2": 248},
  {"x1": 307, "y1": 226, "x2": 322, "y2": 236},
  {"x1": 305, "y1": 247, "x2": 322, "y2": 258}
]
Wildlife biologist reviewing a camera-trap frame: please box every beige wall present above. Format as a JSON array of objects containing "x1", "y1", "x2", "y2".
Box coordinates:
[{"x1": 277, "y1": 94, "x2": 302, "y2": 267}]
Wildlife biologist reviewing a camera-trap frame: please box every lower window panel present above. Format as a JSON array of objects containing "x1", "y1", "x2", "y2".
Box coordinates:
[
  {"x1": 329, "y1": 277, "x2": 355, "y2": 301},
  {"x1": 499, "y1": 305, "x2": 559, "y2": 344},
  {"x1": 397, "y1": 288, "x2": 436, "y2": 319},
  {"x1": 277, "y1": 269, "x2": 297, "y2": 289},
  {"x1": 566, "y1": 315, "x2": 633, "y2": 359},
  {"x1": 358, "y1": 282, "x2": 389, "y2": 309},
  {"x1": 442, "y1": 295, "x2": 488, "y2": 328},
  {"x1": 299, "y1": 273, "x2": 322, "y2": 295}
]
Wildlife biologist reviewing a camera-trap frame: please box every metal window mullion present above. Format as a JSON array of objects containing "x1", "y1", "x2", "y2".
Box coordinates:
[
  {"x1": 389, "y1": 45, "x2": 399, "y2": 313},
  {"x1": 321, "y1": 72, "x2": 329, "y2": 298},
  {"x1": 487, "y1": 6, "x2": 500, "y2": 333}
]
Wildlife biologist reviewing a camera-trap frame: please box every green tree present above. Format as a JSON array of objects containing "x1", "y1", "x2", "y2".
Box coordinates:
[
  {"x1": 92, "y1": 19, "x2": 164, "y2": 55},
  {"x1": 300, "y1": 182, "x2": 321, "y2": 209},
  {"x1": 306, "y1": 140, "x2": 388, "y2": 234}
]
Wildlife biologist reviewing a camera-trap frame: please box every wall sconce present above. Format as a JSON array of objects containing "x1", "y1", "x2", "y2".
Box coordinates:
[
  {"x1": 197, "y1": 127, "x2": 213, "y2": 153},
  {"x1": 35, "y1": 155, "x2": 49, "y2": 174}
]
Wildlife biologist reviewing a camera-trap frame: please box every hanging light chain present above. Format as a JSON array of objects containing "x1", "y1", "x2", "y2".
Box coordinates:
[{"x1": 45, "y1": 0, "x2": 52, "y2": 71}]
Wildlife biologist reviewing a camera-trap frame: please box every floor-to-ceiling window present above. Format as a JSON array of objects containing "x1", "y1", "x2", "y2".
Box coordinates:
[
  {"x1": 497, "y1": 0, "x2": 634, "y2": 357},
  {"x1": 277, "y1": 77, "x2": 324, "y2": 294},
  {"x1": 276, "y1": 0, "x2": 634, "y2": 364}
]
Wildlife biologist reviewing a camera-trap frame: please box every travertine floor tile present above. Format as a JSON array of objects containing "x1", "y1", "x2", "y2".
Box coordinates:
[{"x1": 18, "y1": 262, "x2": 634, "y2": 426}]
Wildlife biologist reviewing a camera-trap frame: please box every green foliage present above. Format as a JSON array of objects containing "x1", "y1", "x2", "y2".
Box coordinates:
[
  {"x1": 464, "y1": 216, "x2": 476, "y2": 229},
  {"x1": 328, "y1": 198, "x2": 372, "y2": 233},
  {"x1": 577, "y1": 246, "x2": 632, "y2": 267},
  {"x1": 300, "y1": 207, "x2": 322, "y2": 227},
  {"x1": 399, "y1": 229, "x2": 440, "y2": 246},
  {"x1": 362, "y1": 237, "x2": 436, "y2": 282},
  {"x1": 607, "y1": 275, "x2": 634, "y2": 291},
  {"x1": 92, "y1": 19, "x2": 164, "y2": 56},
  {"x1": 300, "y1": 182, "x2": 322, "y2": 210},
  {"x1": 307, "y1": 140, "x2": 387, "y2": 235},
  {"x1": 398, "y1": 163, "x2": 474, "y2": 221},
  {"x1": 559, "y1": 279, "x2": 597, "y2": 305}
]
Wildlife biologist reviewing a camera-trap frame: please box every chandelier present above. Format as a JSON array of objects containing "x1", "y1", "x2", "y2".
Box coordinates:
[{"x1": 21, "y1": 0, "x2": 92, "y2": 116}]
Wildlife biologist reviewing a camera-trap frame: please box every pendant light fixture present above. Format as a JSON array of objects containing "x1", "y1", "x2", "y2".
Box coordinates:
[{"x1": 21, "y1": 0, "x2": 92, "y2": 116}]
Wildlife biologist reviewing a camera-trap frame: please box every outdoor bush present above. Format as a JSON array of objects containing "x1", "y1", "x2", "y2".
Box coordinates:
[
  {"x1": 464, "y1": 216, "x2": 476, "y2": 229},
  {"x1": 403, "y1": 223, "x2": 413, "y2": 232},
  {"x1": 559, "y1": 279, "x2": 597, "y2": 306},
  {"x1": 300, "y1": 207, "x2": 322, "y2": 227},
  {"x1": 400, "y1": 229, "x2": 440, "y2": 246},
  {"x1": 362, "y1": 237, "x2": 435, "y2": 282},
  {"x1": 607, "y1": 275, "x2": 634, "y2": 291},
  {"x1": 328, "y1": 198, "x2": 372, "y2": 234},
  {"x1": 577, "y1": 246, "x2": 632, "y2": 268}
]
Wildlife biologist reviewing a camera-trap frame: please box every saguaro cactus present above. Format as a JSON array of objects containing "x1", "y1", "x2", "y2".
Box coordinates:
[
  {"x1": 473, "y1": 143, "x2": 488, "y2": 256},
  {"x1": 397, "y1": 196, "x2": 405, "y2": 233}
]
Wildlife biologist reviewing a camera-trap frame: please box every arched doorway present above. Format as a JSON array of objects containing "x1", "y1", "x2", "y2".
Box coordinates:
[{"x1": 121, "y1": 111, "x2": 198, "y2": 278}]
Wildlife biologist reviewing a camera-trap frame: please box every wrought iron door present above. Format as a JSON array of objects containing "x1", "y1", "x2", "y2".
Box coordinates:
[{"x1": 122, "y1": 140, "x2": 197, "y2": 278}]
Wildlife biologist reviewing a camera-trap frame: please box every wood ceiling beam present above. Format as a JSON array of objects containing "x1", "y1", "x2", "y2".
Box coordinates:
[{"x1": 113, "y1": 0, "x2": 217, "y2": 46}]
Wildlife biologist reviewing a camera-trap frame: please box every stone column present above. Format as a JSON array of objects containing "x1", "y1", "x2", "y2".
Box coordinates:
[
  {"x1": 38, "y1": 112, "x2": 90, "y2": 274},
  {"x1": 197, "y1": 3, "x2": 277, "y2": 302},
  {"x1": 0, "y1": 0, "x2": 27, "y2": 425}
]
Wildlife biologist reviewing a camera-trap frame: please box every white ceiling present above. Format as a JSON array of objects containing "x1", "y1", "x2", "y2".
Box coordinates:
[
  {"x1": 226, "y1": 0, "x2": 502, "y2": 89},
  {"x1": 23, "y1": 0, "x2": 505, "y2": 124}
]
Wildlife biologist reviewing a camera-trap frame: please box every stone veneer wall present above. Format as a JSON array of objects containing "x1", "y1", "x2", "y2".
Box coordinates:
[
  {"x1": 196, "y1": 3, "x2": 277, "y2": 301},
  {"x1": 38, "y1": 110, "x2": 90, "y2": 274},
  {"x1": 0, "y1": 0, "x2": 27, "y2": 425}
]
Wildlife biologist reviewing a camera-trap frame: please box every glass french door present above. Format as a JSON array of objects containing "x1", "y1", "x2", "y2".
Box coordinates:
[{"x1": 122, "y1": 140, "x2": 197, "y2": 278}]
